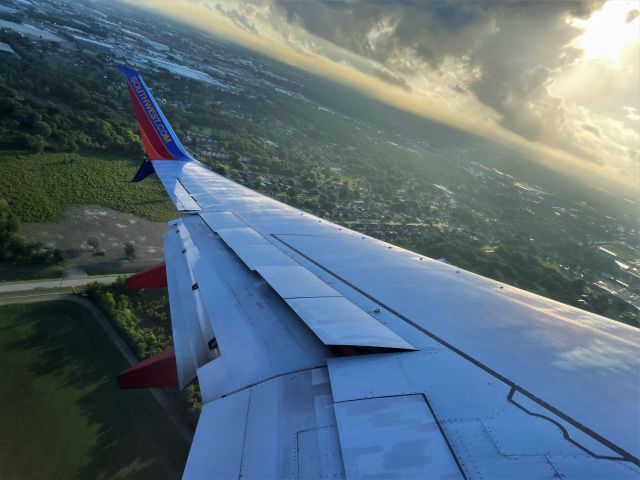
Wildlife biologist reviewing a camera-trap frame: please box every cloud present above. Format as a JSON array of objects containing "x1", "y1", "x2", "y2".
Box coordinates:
[
  {"x1": 371, "y1": 67, "x2": 411, "y2": 91},
  {"x1": 275, "y1": 1, "x2": 618, "y2": 164},
  {"x1": 213, "y1": 2, "x2": 260, "y2": 37},
  {"x1": 275, "y1": 1, "x2": 496, "y2": 70},
  {"x1": 624, "y1": 106, "x2": 640, "y2": 122}
]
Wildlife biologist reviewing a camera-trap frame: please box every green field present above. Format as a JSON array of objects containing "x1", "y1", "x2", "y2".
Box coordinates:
[
  {"x1": 0, "y1": 152, "x2": 175, "y2": 223},
  {"x1": 0, "y1": 301, "x2": 189, "y2": 480}
]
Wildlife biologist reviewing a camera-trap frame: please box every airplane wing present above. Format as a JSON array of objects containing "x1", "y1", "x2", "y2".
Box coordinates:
[{"x1": 118, "y1": 65, "x2": 640, "y2": 479}]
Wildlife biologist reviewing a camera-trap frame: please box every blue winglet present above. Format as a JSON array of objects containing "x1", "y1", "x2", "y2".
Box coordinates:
[{"x1": 132, "y1": 160, "x2": 155, "y2": 183}]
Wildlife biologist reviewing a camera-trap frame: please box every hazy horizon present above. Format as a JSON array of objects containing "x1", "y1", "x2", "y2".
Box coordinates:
[{"x1": 125, "y1": 0, "x2": 640, "y2": 197}]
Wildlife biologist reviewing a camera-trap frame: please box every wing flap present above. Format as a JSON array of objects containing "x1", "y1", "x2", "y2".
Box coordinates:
[
  {"x1": 172, "y1": 214, "x2": 329, "y2": 401},
  {"x1": 182, "y1": 389, "x2": 249, "y2": 480},
  {"x1": 164, "y1": 224, "x2": 215, "y2": 388},
  {"x1": 255, "y1": 265, "x2": 341, "y2": 299},
  {"x1": 286, "y1": 296, "x2": 415, "y2": 350},
  {"x1": 334, "y1": 394, "x2": 464, "y2": 479},
  {"x1": 198, "y1": 210, "x2": 416, "y2": 351},
  {"x1": 184, "y1": 369, "x2": 345, "y2": 480},
  {"x1": 230, "y1": 244, "x2": 298, "y2": 270}
]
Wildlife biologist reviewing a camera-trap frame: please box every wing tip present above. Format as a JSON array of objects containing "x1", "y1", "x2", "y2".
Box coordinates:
[
  {"x1": 120, "y1": 64, "x2": 195, "y2": 164},
  {"x1": 119, "y1": 63, "x2": 138, "y2": 78}
]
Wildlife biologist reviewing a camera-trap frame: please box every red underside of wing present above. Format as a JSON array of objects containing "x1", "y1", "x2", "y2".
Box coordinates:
[
  {"x1": 117, "y1": 349, "x2": 178, "y2": 389},
  {"x1": 125, "y1": 263, "x2": 167, "y2": 290}
]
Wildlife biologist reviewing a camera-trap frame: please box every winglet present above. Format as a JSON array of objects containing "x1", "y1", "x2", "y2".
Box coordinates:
[{"x1": 120, "y1": 65, "x2": 193, "y2": 181}]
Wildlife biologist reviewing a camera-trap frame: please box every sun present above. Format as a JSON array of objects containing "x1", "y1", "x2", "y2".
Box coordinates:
[{"x1": 573, "y1": 0, "x2": 640, "y2": 63}]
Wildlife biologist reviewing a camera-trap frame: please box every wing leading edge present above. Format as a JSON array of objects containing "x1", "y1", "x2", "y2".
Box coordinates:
[{"x1": 118, "y1": 66, "x2": 640, "y2": 478}]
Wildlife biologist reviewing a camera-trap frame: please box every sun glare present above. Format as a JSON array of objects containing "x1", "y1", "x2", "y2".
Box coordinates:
[{"x1": 574, "y1": 0, "x2": 640, "y2": 63}]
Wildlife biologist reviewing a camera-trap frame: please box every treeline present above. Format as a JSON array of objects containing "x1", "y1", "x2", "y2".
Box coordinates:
[
  {"x1": 85, "y1": 279, "x2": 201, "y2": 424},
  {"x1": 0, "y1": 31, "x2": 142, "y2": 156},
  {"x1": 85, "y1": 279, "x2": 172, "y2": 359},
  {"x1": 0, "y1": 198, "x2": 64, "y2": 265}
]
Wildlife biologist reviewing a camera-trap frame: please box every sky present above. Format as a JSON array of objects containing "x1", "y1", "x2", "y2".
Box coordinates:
[{"x1": 130, "y1": 0, "x2": 640, "y2": 192}]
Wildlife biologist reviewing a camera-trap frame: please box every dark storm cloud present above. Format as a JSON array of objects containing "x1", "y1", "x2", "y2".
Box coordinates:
[
  {"x1": 276, "y1": 1, "x2": 493, "y2": 70},
  {"x1": 275, "y1": 1, "x2": 602, "y2": 68},
  {"x1": 371, "y1": 68, "x2": 411, "y2": 91},
  {"x1": 213, "y1": 3, "x2": 259, "y2": 36},
  {"x1": 275, "y1": 0, "x2": 607, "y2": 160}
]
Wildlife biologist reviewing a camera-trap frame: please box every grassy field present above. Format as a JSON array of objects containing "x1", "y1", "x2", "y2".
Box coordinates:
[
  {"x1": 0, "y1": 151, "x2": 175, "y2": 223},
  {"x1": 0, "y1": 300, "x2": 189, "y2": 480},
  {"x1": 0, "y1": 263, "x2": 66, "y2": 282}
]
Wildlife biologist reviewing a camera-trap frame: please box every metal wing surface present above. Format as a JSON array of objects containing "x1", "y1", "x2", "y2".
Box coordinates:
[{"x1": 120, "y1": 66, "x2": 640, "y2": 479}]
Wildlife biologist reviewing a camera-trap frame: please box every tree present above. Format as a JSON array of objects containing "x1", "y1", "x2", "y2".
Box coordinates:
[
  {"x1": 338, "y1": 183, "x2": 350, "y2": 200},
  {"x1": 27, "y1": 134, "x2": 45, "y2": 153},
  {"x1": 0, "y1": 199, "x2": 65, "y2": 265},
  {"x1": 33, "y1": 120, "x2": 52, "y2": 138},
  {"x1": 210, "y1": 162, "x2": 229, "y2": 176},
  {"x1": 275, "y1": 191, "x2": 290, "y2": 203},
  {"x1": 124, "y1": 241, "x2": 136, "y2": 259},
  {"x1": 51, "y1": 248, "x2": 65, "y2": 264},
  {"x1": 87, "y1": 236, "x2": 101, "y2": 252},
  {"x1": 0, "y1": 199, "x2": 20, "y2": 260}
]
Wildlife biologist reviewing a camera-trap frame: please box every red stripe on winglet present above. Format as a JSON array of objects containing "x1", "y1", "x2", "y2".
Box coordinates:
[
  {"x1": 137, "y1": 122, "x2": 163, "y2": 160},
  {"x1": 117, "y1": 349, "x2": 178, "y2": 389},
  {"x1": 126, "y1": 84, "x2": 175, "y2": 160},
  {"x1": 125, "y1": 263, "x2": 167, "y2": 290}
]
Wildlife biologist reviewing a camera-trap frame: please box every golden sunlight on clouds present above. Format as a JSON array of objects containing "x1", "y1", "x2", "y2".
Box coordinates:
[
  {"x1": 127, "y1": 0, "x2": 639, "y2": 195},
  {"x1": 127, "y1": 0, "x2": 484, "y2": 134}
]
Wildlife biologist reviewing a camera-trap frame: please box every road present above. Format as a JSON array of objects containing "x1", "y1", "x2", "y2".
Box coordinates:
[
  {"x1": 0, "y1": 288, "x2": 195, "y2": 443},
  {"x1": 0, "y1": 274, "x2": 121, "y2": 293}
]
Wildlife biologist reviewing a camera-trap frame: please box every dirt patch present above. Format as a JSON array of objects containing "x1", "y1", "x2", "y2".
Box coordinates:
[{"x1": 23, "y1": 206, "x2": 171, "y2": 276}]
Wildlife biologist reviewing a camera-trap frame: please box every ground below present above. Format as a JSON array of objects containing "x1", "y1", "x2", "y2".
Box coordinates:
[
  {"x1": 0, "y1": 300, "x2": 189, "y2": 479},
  {"x1": 23, "y1": 205, "x2": 168, "y2": 276}
]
